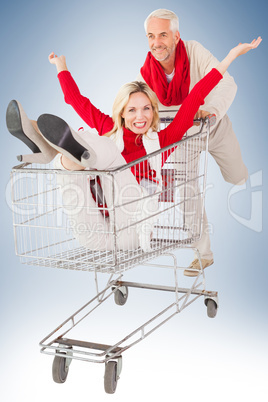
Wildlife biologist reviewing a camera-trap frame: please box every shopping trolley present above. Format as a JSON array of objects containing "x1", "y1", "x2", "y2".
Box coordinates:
[{"x1": 10, "y1": 115, "x2": 218, "y2": 394}]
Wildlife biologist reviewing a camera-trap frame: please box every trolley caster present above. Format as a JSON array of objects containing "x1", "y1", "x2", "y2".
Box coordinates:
[
  {"x1": 205, "y1": 298, "x2": 218, "y2": 318},
  {"x1": 52, "y1": 350, "x2": 72, "y2": 384},
  {"x1": 104, "y1": 356, "x2": 122, "y2": 394},
  {"x1": 114, "y1": 286, "x2": 128, "y2": 306}
]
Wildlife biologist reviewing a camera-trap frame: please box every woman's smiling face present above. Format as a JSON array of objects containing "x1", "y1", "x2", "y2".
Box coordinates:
[{"x1": 121, "y1": 92, "x2": 154, "y2": 135}]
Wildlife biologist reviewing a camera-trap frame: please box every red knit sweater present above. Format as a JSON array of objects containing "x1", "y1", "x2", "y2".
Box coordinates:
[{"x1": 58, "y1": 69, "x2": 222, "y2": 166}]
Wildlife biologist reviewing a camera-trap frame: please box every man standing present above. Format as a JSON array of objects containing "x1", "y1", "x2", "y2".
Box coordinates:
[{"x1": 137, "y1": 9, "x2": 248, "y2": 276}]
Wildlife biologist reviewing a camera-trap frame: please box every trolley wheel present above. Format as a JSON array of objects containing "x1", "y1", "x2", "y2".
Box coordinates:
[
  {"x1": 104, "y1": 361, "x2": 118, "y2": 394},
  {"x1": 114, "y1": 286, "x2": 128, "y2": 306},
  {"x1": 205, "y1": 298, "x2": 218, "y2": 318},
  {"x1": 52, "y1": 354, "x2": 69, "y2": 383}
]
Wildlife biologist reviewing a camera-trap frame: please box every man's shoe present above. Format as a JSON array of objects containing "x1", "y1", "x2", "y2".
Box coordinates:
[{"x1": 183, "y1": 258, "x2": 214, "y2": 277}]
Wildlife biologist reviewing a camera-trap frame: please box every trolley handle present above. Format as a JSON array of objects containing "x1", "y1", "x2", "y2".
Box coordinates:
[
  {"x1": 160, "y1": 113, "x2": 216, "y2": 127},
  {"x1": 194, "y1": 113, "x2": 216, "y2": 127}
]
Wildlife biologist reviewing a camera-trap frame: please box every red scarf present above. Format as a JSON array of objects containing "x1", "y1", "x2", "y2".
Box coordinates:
[{"x1": 140, "y1": 40, "x2": 190, "y2": 106}]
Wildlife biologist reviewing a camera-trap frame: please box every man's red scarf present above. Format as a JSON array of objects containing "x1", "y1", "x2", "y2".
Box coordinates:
[{"x1": 140, "y1": 40, "x2": 190, "y2": 106}]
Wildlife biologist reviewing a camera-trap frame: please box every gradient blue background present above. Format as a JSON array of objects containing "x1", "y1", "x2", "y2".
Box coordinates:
[{"x1": 0, "y1": 0, "x2": 267, "y2": 400}]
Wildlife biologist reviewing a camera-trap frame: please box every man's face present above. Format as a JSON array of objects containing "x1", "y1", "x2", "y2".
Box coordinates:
[{"x1": 146, "y1": 18, "x2": 180, "y2": 62}]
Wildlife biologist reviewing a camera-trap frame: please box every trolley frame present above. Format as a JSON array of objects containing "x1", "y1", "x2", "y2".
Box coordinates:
[{"x1": 10, "y1": 116, "x2": 219, "y2": 393}]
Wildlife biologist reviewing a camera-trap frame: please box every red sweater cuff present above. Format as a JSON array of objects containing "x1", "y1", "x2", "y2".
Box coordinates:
[
  {"x1": 57, "y1": 70, "x2": 71, "y2": 78},
  {"x1": 210, "y1": 68, "x2": 223, "y2": 83}
]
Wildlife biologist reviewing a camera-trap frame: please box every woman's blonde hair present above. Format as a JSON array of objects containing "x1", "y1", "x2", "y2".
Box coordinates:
[{"x1": 107, "y1": 81, "x2": 159, "y2": 136}]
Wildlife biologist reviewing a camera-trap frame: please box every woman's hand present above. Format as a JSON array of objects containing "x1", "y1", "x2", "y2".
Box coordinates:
[{"x1": 48, "y1": 52, "x2": 68, "y2": 73}]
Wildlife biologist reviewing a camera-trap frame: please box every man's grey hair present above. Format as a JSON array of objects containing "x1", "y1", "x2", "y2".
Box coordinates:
[{"x1": 144, "y1": 9, "x2": 179, "y2": 34}]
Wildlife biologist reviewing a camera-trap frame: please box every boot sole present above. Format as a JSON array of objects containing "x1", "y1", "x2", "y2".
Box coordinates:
[
  {"x1": 6, "y1": 100, "x2": 40, "y2": 153},
  {"x1": 37, "y1": 114, "x2": 87, "y2": 164}
]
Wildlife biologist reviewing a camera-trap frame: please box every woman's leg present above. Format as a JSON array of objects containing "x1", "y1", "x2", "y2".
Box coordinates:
[
  {"x1": 54, "y1": 132, "x2": 144, "y2": 251},
  {"x1": 68, "y1": 131, "x2": 157, "y2": 251},
  {"x1": 55, "y1": 154, "x2": 119, "y2": 251},
  {"x1": 75, "y1": 132, "x2": 145, "y2": 250},
  {"x1": 38, "y1": 114, "x2": 155, "y2": 251}
]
